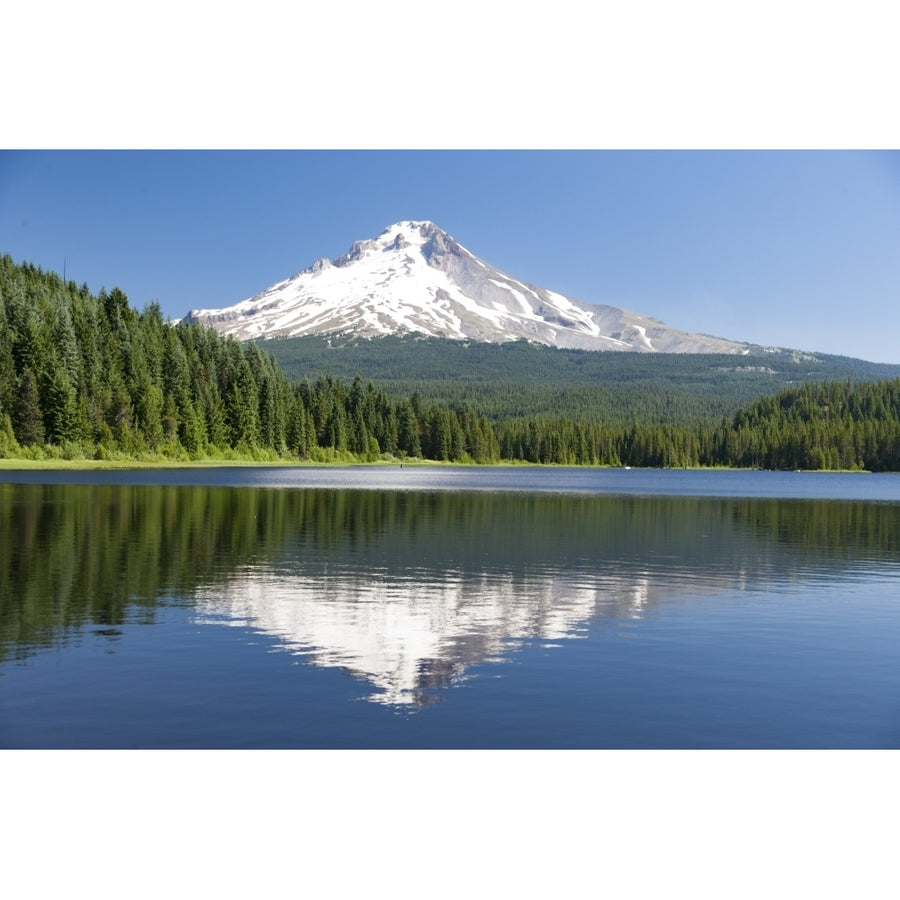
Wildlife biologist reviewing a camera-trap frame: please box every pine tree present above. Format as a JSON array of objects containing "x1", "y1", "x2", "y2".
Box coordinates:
[
  {"x1": 42, "y1": 359, "x2": 80, "y2": 444},
  {"x1": 396, "y1": 400, "x2": 421, "y2": 458},
  {"x1": 13, "y1": 367, "x2": 45, "y2": 446},
  {"x1": 0, "y1": 408, "x2": 18, "y2": 457}
]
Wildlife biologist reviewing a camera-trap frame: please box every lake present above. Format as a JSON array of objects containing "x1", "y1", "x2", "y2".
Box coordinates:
[{"x1": 2, "y1": 466, "x2": 899, "y2": 748}]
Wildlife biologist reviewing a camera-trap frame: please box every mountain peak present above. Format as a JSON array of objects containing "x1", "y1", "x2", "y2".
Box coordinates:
[
  {"x1": 382, "y1": 220, "x2": 442, "y2": 239},
  {"x1": 185, "y1": 221, "x2": 750, "y2": 354},
  {"x1": 328, "y1": 221, "x2": 450, "y2": 269}
]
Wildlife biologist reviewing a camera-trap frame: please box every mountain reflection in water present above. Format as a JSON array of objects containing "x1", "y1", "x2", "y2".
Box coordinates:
[
  {"x1": 4, "y1": 481, "x2": 899, "y2": 713},
  {"x1": 194, "y1": 569, "x2": 659, "y2": 707}
]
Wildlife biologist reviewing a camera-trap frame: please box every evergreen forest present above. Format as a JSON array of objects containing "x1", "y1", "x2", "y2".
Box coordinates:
[
  {"x1": 3, "y1": 253, "x2": 900, "y2": 471},
  {"x1": 263, "y1": 334, "x2": 900, "y2": 426}
]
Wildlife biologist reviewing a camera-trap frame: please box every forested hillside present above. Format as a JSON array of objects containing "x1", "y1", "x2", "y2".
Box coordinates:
[
  {"x1": 2, "y1": 255, "x2": 900, "y2": 470},
  {"x1": 711, "y1": 379, "x2": 900, "y2": 471},
  {"x1": 0, "y1": 256, "x2": 297, "y2": 459},
  {"x1": 263, "y1": 334, "x2": 900, "y2": 426}
]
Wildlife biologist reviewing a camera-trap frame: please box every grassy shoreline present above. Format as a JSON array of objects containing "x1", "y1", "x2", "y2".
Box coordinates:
[
  {"x1": 0, "y1": 456, "x2": 875, "y2": 473},
  {"x1": 0, "y1": 455, "x2": 524, "y2": 471}
]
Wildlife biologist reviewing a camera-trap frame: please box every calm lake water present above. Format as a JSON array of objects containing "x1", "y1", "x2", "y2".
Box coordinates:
[{"x1": 2, "y1": 466, "x2": 899, "y2": 748}]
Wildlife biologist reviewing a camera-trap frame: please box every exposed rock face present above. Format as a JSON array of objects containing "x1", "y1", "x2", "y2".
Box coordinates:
[{"x1": 185, "y1": 220, "x2": 750, "y2": 354}]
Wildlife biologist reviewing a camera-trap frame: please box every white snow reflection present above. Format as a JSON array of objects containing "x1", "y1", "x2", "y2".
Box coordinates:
[{"x1": 194, "y1": 569, "x2": 661, "y2": 707}]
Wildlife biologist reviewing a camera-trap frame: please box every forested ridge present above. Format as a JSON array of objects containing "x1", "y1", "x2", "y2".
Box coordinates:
[
  {"x1": 2, "y1": 254, "x2": 900, "y2": 470},
  {"x1": 263, "y1": 334, "x2": 900, "y2": 426}
]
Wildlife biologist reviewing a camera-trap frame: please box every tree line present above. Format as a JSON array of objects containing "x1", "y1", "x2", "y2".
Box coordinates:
[
  {"x1": 263, "y1": 333, "x2": 900, "y2": 426},
  {"x1": 2, "y1": 254, "x2": 900, "y2": 470},
  {"x1": 1, "y1": 256, "x2": 290, "y2": 459}
]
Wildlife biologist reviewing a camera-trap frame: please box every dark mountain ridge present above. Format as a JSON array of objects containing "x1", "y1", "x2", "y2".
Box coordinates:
[{"x1": 261, "y1": 333, "x2": 900, "y2": 427}]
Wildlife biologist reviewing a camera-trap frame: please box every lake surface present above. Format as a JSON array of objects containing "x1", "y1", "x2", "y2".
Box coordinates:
[{"x1": 2, "y1": 466, "x2": 899, "y2": 748}]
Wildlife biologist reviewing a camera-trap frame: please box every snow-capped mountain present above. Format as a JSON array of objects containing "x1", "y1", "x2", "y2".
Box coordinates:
[{"x1": 185, "y1": 220, "x2": 749, "y2": 353}]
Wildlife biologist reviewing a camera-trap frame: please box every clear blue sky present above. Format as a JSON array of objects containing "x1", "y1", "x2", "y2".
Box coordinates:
[{"x1": 3, "y1": 149, "x2": 898, "y2": 362}]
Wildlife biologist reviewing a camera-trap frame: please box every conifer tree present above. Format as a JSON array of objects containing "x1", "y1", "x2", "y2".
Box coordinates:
[{"x1": 14, "y1": 367, "x2": 45, "y2": 446}]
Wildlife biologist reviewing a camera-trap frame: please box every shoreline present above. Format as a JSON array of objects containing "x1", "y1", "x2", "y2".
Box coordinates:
[{"x1": 0, "y1": 457, "x2": 875, "y2": 474}]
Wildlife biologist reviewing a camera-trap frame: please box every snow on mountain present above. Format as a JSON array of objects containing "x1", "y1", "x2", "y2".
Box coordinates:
[{"x1": 185, "y1": 220, "x2": 749, "y2": 354}]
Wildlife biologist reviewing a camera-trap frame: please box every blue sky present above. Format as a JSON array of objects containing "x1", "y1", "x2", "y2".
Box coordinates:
[{"x1": 3, "y1": 149, "x2": 899, "y2": 362}]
